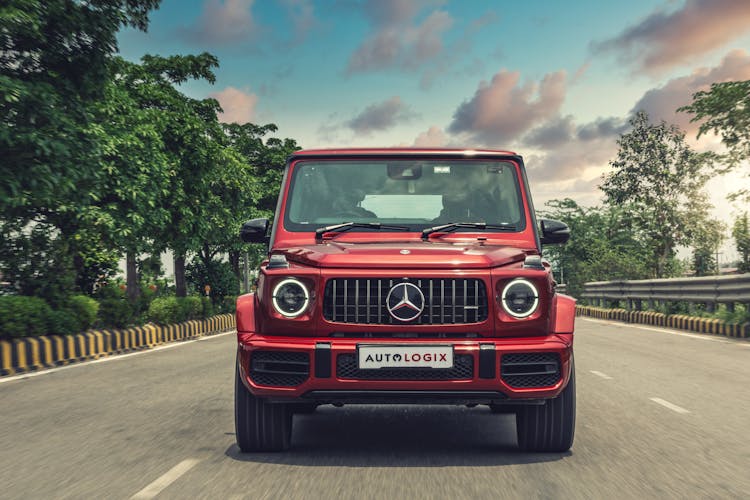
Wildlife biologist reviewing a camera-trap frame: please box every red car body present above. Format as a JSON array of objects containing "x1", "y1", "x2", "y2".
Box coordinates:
[{"x1": 234, "y1": 149, "x2": 576, "y2": 452}]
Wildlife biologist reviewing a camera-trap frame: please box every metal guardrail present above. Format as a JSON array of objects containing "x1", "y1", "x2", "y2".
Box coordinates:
[{"x1": 581, "y1": 274, "x2": 750, "y2": 312}]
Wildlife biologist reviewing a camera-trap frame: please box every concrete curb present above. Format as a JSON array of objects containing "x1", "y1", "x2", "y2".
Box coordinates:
[
  {"x1": 576, "y1": 306, "x2": 749, "y2": 339},
  {"x1": 0, "y1": 314, "x2": 235, "y2": 377}
]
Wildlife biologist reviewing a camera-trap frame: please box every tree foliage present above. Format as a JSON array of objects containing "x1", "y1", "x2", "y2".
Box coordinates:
[
  {"x1": 678, "y1": 80, "x2": 750, "y2": 201},
  {"x1": 541, "y1": 199, "x2": 652, "y2": 298},
  {"x1": 0, "y1": 0, "x2": 161, "y2": 302},
  {"x1": 686, "y1": 194, "x2": 724, "y2": 276},
  {"x1": 0, "y1": 0, "x2": 308, "y2": 331},
  {"x1": 218, "y1": 123, "x2": 299, "y2": 280},
  {"x1": 89, "y1": 53, "x2": 225, "y2": 298},
  {"x1": 1, "y1": 0, "x2": 161, "y2": 219},
  {"x1": 732, "y1": 212, "x2": 750, "y2": 273},
  {"x1": 601, "y1": 111, "x2": 714, "y2": 278}
]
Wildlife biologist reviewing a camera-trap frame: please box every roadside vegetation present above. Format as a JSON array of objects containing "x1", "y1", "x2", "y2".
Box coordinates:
[
  {"x1": 1, "y1": 1, "x2": 292, "y2": 337},
  {"x1": 2, "y1": 1, "x2": 750, "y2": 337},
  {"x1": 543, "y1": 109, "x2": 750, "y2": 301}
]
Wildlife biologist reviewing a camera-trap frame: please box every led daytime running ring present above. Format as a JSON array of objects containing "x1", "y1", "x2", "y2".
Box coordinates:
[
  {"x1": 501, "y1": 278, "x2": 539, "y2": 318},
  {"x1": 272, "y1": 278, "x2": 310, "y2": 318}
]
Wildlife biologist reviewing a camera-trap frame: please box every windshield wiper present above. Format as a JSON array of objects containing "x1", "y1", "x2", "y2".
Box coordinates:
[
  {"x1": 421, "y1": 222, "x2": 517, "y2": 240},
  {"x1": 315, "y1": 222, "x2": 410, "y2": 242}
]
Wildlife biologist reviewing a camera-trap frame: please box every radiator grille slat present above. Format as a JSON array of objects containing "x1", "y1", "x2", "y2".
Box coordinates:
[{"x1": 323, "y1": 278, "x2": 488, "y2": 325}]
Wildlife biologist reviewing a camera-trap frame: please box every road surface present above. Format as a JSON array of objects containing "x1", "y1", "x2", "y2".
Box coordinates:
[{"x1": 1, "y1": 318, "x2": 748, "y2": 499}]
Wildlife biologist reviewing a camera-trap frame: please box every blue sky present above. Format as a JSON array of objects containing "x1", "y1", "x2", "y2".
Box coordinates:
[{"x1": 117, "y1": 0, "x2": 750, "y2": 242}]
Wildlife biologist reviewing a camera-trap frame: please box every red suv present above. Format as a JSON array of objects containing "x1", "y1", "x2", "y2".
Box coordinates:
[{"x1": 235, "y1": 149, "x2": 575, "y2": 452}]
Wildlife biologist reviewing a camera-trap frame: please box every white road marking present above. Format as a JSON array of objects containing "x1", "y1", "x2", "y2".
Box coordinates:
[
  {"x1": 649, "y1": 397, "x2": 690, "y2": 414},
  {"x1": 589, "y1": 370, "x2": 612, "y2": 380},
  {"x1": 131, "y1": 458, "x2": 201, "y2": 499},
  {"x1": 579, "y1": 317, "x2": 731, "y2": 343},
  {"x1": 0, "y1": 331, "x2": 235, "y2": 384}
]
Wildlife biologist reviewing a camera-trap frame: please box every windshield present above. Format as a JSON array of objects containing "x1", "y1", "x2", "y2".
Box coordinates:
[{"x1": 283, "y1": 159, "x2": 525, "y2": 232}]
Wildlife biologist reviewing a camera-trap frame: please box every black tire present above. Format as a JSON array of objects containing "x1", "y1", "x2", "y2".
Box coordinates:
[
  {"x1": 515, "y1": 360, "x2": 576, "y2": 452},
  {"x1": 235, "y1": 366, "x2": 292, "y2": 452}
]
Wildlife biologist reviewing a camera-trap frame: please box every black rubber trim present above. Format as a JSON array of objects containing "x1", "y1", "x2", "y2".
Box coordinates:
[
  {"x1": 315, "y1": 342, "x2": 331, "y2": 378},
  {"x1": 288, "y1": 152, "x2": 523, "y2": 162},
  {"x1": 479, "y1": 343, "x2": 495, "y2": 379},
  {"x1": 300, "y1": 390, "x2": 508, "y2": 405}
]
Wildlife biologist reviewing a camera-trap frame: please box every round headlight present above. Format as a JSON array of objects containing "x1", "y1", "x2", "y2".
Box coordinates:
[
  {"x1": 501, "y1": 279, "x2": 539, "y2": 318},
  {"x1": 272, "y1": 278, "x2": 309, "y2": 318}
]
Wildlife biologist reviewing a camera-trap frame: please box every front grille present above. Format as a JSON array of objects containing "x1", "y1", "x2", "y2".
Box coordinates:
[
  {"x1": 323, "y1": 278, "x2": 488, "y2": 325},
  {"x1": 250, "y1": 351, "x2": 309, "y2": 387},
  {"x1": 501, "y1": 353, "x2": 560, "y2": 388},
  {"x1": 337, "y1": 353, "x2": 473, "y2": 380}
]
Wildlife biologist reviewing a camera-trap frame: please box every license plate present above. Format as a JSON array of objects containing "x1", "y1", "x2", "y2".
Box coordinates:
[{"x1": 358, "y1": 345, "x2": 454, "y2": 369}]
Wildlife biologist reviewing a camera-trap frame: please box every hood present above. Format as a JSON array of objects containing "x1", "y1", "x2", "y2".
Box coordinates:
[{"x1": 277, "y1": 241, "x2": 530, "y2": 269}]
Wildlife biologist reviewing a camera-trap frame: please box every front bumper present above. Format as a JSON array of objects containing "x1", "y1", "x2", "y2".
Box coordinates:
[{"x1": 237, "y1": 333, "x2": 573, "y2": 402}]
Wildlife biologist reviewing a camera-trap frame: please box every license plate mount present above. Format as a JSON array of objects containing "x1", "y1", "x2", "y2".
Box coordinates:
[{"x1": 357, "y1": 344, "x2": 454, "y2": 370}]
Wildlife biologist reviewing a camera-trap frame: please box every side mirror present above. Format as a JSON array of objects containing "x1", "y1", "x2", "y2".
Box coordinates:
[
  {"x1": 240, "y1": 218, "x2": 270, "y2": 243},
  {"x1": 539, "y1": 218, "x2": 570, "y2": 245}
]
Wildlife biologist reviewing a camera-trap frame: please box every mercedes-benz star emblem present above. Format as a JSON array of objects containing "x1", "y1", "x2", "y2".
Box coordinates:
[{"x1": 385, "y1": 282, "x2": 425, "y2": 322}]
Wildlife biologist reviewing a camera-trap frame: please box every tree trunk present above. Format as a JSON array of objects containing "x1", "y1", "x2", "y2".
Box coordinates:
[
  {"x1": 229, "y1": 250, "x2": 241, "y2": 281},
  {"x1": 200, "y1": 243, "x2": 211, "y2": 268},
  {"x1": 126, "y1": 252, "x2": 140, "y2": 302},
  {"x1": 174, "y1": 253, "x2": 187, "y2": 297},
  {"x1": 659, "y1": 243, "x2": 670, "y2": 278}
]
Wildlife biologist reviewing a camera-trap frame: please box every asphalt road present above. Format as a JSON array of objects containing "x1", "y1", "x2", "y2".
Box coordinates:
[{"x1": 1, "y1": 318, "x2": 749, "y2": 499}]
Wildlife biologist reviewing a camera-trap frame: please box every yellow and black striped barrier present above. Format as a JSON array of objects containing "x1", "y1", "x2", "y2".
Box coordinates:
[
  {"x1": 575, "y1": 306, "x2": 749, "y2": 339},
  {"x1": 0, "y1": 314, "x2": 235, "y2": 377}
]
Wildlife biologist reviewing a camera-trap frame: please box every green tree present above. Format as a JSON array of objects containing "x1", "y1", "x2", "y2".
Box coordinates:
[
  {"x1": 679, "y1": 80, "x2": 750, "y2": 200},
  {"x1": 685, "y1": 194, "x2": 724, "y2": 276},
  {"x1": 601, "y1": 111, "x2": 714, "y2": 278},
  {"x1": 89, "y1": 56, "x2": 175, "y2": 301},
  {"x1": 151, "y1": 64, "x2": 226, "y2": 297},
  {"x1": 541, "y1": 199, "x2": 651, "y2": 298},
  {"x1": 219, "y1": 123, "x2": 299, "y2": 281},
  {"x1": 186, "y1": 257, "x2": 240, "y2": 304},
  {"x1": 1, "y1": 0, "x2": 160, "y2": 218},
  {"x1": 732, "y1": 212, "x2": 750, "y2": 273},
  {"x1": 0, "y1": 0, "x2": 160, "y2": 302},
  {"x1": 89, "y1": 53, "x2": 226, "y2": 299}
]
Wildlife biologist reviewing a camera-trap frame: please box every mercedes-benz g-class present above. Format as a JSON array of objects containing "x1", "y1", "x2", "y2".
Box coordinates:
[{"x1": 235, "y1": 148, "x2": 575, "y2": 452}]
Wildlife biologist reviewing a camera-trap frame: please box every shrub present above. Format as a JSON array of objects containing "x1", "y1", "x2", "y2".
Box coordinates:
[
  {"x1": 98, "y1": 298, "x2": 136, "y2": 329},
  {"x1": 47, "y1": 308, "x2": 81, "y2": 335},
  {"x1": 220, "y1": 296, "x2": 237, "y2": 314},
  {"x1": 67, "y1": 295, "x2": 99, "y2": 331},
  {"x1": 0, "y1": 296, "x2": 53, "y2": 338},
  {"x1": 149, "y1": 296, "x2": 205, "y2": 324},
  {"x1": 186, "y1": 258, "x2": 240, "y2": 305},
  {"x1": 94, "y1": 282, "x2": 126, "y2": 300},
  {"x1": 148, "y1": 297, "x2": 181, "y2": 325},
  {"x1": 201, "y1": 297, "x2": 214, "y2": 318},
  {"x1": 180, "y1": 296, "x2": 203, "y2": 321},
  {"x1": 714, "y1": 304, "x2": 749, "y2": 324}
]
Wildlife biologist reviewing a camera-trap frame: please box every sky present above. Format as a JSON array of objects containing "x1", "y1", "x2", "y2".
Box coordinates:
[{"x1": 117, "y1": 0, "x2": 750, "y2": 263}]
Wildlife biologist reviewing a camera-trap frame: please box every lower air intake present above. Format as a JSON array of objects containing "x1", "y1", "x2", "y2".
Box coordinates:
[
  {"x1": 501, "y1": 352, "x2": 560, "y2": 388},
  {"x1": 250, "y1": 351, "x2": 309, "y2": 387}
]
